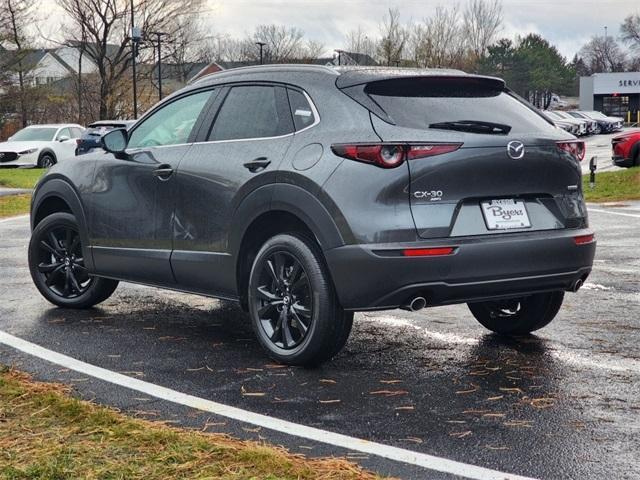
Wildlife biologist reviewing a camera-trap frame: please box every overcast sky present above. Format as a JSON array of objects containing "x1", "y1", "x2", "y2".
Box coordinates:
[
  {"x1": 201, "y1": 0, "x2": 639, "y2": 59},
  {"x1": 39, "y1": 0, "x2": 639, "y2": 60}
]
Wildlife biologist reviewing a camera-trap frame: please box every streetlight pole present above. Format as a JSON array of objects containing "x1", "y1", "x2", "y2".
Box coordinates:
[
  {"x1": 334, "y1": 49, "x2": 343, "y2": 66},
  {"x1": 130, "y1": 0, "x2": 140, "y2": 119},
  {"x1": 150, "y1": 31, "x2": 167, "y2": 101},
  {"x1": 256, "y1": 42, "x2": 266, "y2": 65}
]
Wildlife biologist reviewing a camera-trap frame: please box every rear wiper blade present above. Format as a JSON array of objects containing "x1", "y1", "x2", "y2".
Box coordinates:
[{"x1": 429, "y1": 120, "x2": 511, "y2": 135}]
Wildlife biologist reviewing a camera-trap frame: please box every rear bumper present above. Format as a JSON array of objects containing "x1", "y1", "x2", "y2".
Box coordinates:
[
  {"x1": 325, "y1": 229, "x2": 596, "y2": 311},
  {"x1": 612, "y1": 155, "x2": 634, "y2": 168}
]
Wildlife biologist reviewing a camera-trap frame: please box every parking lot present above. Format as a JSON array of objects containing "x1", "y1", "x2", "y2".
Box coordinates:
[{"x1": 0, "y1": 199, "x2": 638, "y2": 479}]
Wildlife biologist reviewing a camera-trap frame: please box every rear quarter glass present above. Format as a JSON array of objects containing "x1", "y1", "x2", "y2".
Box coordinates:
[{"x1": 364, "y1": 77, "x2": 556, "y2": 134}]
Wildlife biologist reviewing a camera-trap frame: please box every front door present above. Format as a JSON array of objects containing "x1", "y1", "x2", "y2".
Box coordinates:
[
  {"x1": 171, "y1": 84, "x2": 294, "y2": 296},
  {"x1": 88, "y1": 89, "x2": 215, "y2": 285}
]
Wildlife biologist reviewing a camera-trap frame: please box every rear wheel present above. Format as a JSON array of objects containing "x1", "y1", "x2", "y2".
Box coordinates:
[
  {"x1": 468, "y1": 291, "x2": 564, "y2": 335},
  {"x1": 28, "y1": 212, "x2": 118, "y2": 309},
  {"x1": 248, "y1": 233, "x2": 351, "y2": 366}
]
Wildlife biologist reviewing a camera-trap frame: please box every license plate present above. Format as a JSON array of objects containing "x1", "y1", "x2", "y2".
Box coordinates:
[{"x1": 480, "y1": 199, "x2": 531, "y2": 230}]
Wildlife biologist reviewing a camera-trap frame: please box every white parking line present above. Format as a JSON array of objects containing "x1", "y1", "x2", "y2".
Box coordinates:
[
  {"x1": 0, "y1": 330, "x2": 536, "y2": 480},
  {"x1": 0, "y1": 214, "x2": 29, "y2": 224},
  {"x1": 588, "y1": 208, "x2": 640, "y2": 219}
]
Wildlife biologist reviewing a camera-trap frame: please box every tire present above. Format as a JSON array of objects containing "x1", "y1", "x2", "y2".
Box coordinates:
[
  {"x1": 247, "y1": 232, "x2": 351, "y2": 366},
  {"x1": 37, "y1": 152, "x2": 56, "y2": 168},
  {"x1": 28, "y1": 212, "x2": 118, "y2": 309},
  {"x1": 468, "y1": 291, "x2": 564, "y2": 335}
]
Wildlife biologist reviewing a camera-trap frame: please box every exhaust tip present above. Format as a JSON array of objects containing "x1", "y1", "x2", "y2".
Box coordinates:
[
  {"x1": 571, "y1": 279, "x2": 584, "y2": 292},
  {"x1": 408, "y1": 296, "x2": 427, "y2": 311}
]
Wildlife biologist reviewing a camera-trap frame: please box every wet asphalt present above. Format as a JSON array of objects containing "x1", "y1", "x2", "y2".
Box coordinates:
[{"x1": 0, "y1": 206, "x2": 639, "y2": 480}]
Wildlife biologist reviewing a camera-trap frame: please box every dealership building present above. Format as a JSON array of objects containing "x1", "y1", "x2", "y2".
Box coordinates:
[{"x1": 579, "y1": 72, "x2": 640, "y2": 120}]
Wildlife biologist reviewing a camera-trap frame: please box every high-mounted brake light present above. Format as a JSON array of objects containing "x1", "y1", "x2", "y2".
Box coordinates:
[
  {"x1": 557, "y1": 141, "x2": 585, "y2": 161},
  {"x1": 331, "y1": 143, "x2": 462, "y2": 168},
  {"x1": 402, "y1": 247, "x2": 456, "y2": 257}
]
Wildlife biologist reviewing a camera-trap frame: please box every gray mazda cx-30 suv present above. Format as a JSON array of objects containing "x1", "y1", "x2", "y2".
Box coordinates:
[{"x1": 28, "y1": 65, "x2": 596, "y2": 366}]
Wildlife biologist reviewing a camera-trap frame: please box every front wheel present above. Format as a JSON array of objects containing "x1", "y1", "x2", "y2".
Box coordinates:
[
  {"x1": 248, "y1": 233, "x2": 352, "y2": 367},
  {"x1": 468, "y1": 291, "x2": 564, "y2": 335},
  {"x1": 29, "y1": 212, "x2": 119, "y2": 309},
  {"x1": 38, "y1": 153, "x2": 56, "y2": 168}
]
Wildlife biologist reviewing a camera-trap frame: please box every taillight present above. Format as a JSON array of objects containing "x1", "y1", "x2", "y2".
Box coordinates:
[
  {"x1": 331, "y1": 143, "x2": 461, "y2": 168},
  {"x1": 556, "y1": 141, "x2": 585, "y2": 161},
  {"x1": 574, "y1": 234, "x2": 595, "y2": 245}
]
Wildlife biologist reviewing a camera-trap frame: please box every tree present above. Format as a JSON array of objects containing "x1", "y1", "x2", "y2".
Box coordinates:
[
  {"x1": 621, "y1": 13, "x2": 640, "y2": 48},
  {"x1": 409, "y1": 5, "x2": 465, "y2": 68},
  {"x1": 0, "y1": 0, "x2": 36, "y2": 127},
  {"x1": 59, "y1": 0, "x2": 203, "y2": 119},
  {"x1": 578, "y1": 35, "x2": 627, "y2": 74},
  {"x1": 377, "y1": 8, "x2": 408, "y2": 66},
  {"x1": 249, "y1": 24, "x2": 305, "y2": 62},
  {"x1": 345, "y1": 26, "x2": 377, "y2": 59},
  {"x1": 481, "y1": 34, "x2": 575, "y2": 108},
  {"x1": 463, "y1": 0, "x2": 503, "y2": 62}
]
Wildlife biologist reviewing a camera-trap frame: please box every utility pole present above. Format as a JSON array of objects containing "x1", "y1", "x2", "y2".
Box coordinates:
[
  {"x1": 334, "y1": 49, "x2": 343, "y2": 66},
  {"x1": 604, "y1": 26, "x2": 607, "y2": 39},
  {"x1": 150, "y1": 31, "x2": 167, "y2": 101},
  {"x1": 130, "y1": 0, "x2": 141, "y2": 119},
  {"x1": 256, "y1": 41, "x2": 266, "y2": 65}
]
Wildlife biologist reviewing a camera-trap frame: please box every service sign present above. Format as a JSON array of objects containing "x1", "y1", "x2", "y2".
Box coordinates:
[{"x1": 593, "y1": 72, "x2": 640, "y2": 94}]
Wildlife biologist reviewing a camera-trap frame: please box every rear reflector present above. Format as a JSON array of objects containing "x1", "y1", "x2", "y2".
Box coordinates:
[
  {"x1": 402, "y1": 247, "x2": 456, "y2": 257},
  {"x1": 331, "y1": 143, "x2": 462, "y2": 168},
  {"x1": 574, "y1": 234, "x2": 595, "y2": 245}
]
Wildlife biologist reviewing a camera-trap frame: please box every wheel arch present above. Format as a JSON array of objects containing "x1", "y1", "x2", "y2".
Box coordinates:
[
  {"x1": 31, "y1": 178, "x2": 94, "y2": 270},
  {"x1": 37, "y1": 148, "x2": 57, "y2": 164},
  {"x1": 230, "y1": 183, "x2": 347, "y2": 309}
]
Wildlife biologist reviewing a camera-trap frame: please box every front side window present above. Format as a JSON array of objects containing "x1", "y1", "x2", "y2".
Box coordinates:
[
  {"x1": 57, "y1": 128, "x2": 71, "y2": 140},
  {"x1": 209, "y1": 86, "x2": 291, "y2": 141},
  {"x1": 287, "y1": 89, "x2": 317, "y2": 131},
  {"x1": 128, "y1": 90, "x2": 212, "y2": 149}
]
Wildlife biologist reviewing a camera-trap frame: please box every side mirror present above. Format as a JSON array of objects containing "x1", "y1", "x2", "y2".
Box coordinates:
[
  {"x1": 58, "y1": 135, "x2": 70, "y2": 142},
  {"x1": 101, "y1": 128, "x2": 128, "y2": 159}
]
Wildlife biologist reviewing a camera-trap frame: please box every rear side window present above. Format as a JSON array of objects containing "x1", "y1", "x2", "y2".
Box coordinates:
[
  {"x1": 365, "y1": 78, "x2": 555, "y2": 134},
  {"x1": 209, "y1": 86, "x2": 291, "y2": 141},
  {"x1": 287, "y1": 89, "x2": 316, "y2": 131}
]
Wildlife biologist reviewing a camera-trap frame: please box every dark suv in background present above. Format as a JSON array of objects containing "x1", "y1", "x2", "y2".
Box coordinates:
[{"x1": 28, "y1": 66, "x2": 596, "y2": 366}]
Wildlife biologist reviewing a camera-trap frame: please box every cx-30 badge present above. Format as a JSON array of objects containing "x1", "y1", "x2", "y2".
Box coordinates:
[{"x1": 507, "y1": 141, "x2": 525, "y2": 159}]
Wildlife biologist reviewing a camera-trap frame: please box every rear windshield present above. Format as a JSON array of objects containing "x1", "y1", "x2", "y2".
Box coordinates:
[{"x1": 365, "y1": 77, "x2": 555, "y2": 134}]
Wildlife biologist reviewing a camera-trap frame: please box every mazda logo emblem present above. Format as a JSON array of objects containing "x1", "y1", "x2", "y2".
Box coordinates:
[{"x1": 507, "y1": 141, "x2": 525, "y2": 159}]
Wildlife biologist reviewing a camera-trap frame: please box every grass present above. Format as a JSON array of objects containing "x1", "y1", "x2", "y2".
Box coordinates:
[
  {"x1": 0, "y1": 194, "x2": 31, "y2": 218},
  {"x1": 0, "y1": 368, "x2": 382, "y2": 480},
  {"x1": 583, "y1": 167, "x2": 640, "y2": 203},
  {"x1": 0, "y1": 168, "x2": 45, "y2": 189}
]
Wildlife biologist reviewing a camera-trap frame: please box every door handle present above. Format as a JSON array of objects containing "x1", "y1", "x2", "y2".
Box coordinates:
[
  {"x1": 243, "y1": 157, "x2": 271, "y2": 173},
  {"x1": 153, "y1": 164, "x2": 174, "y2": 180}
]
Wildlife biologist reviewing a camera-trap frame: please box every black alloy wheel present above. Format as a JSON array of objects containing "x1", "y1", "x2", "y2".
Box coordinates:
[
  {"x1": 252, "y1": 251, "x2": 313, "y2": 350},
  {"x1": 248, "y1": 233, "x2": 353, "y2": 366},
  {"x1": 35, "y1": 223, "x2": 92, "y2": 298},
  {"x1": 29, "y1": 212, "x2": 119, "y2": 309},
  {"x1": 468, "y1": 291, "x2": 565, "y2": 335}
]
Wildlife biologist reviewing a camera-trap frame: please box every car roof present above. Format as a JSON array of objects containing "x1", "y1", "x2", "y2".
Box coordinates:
[
  {"x1": 24, "y1": 124, "x2": 84, "y2": 128},
  {"x1": 88, "y1": 120, "x2": 134, "y2": 126},
  {"x1": 192, "y1": 64, "x2": 504, "y2": 89}
]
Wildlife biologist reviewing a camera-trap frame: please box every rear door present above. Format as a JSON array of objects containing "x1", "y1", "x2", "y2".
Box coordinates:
[
  {"x1": 364, "y1": 77, "x2": 585, "y2": 239},
  {"x1": 171, "y1": 84, "x2": 294, "y2": 296}
]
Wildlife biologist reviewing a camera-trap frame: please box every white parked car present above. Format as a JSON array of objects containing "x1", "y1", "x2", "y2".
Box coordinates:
[{"x1": 0, "y1": 124, "x2": 85, "y2": 168}]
